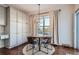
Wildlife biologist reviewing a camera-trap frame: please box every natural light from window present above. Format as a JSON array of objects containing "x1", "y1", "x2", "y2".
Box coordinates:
[{"x1": 37, "y1": 16, "x2": 50, "y2": 36}]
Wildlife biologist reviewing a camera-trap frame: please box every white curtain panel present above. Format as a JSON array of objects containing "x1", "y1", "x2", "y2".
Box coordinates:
[{"x1": 53, "y1": 10, "x2": 60, "y2": 45}]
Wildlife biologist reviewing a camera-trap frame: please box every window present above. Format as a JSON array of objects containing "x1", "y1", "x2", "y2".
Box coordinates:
[{"x1": 37, "y1": 16, "x2": 50, "y2": 36}]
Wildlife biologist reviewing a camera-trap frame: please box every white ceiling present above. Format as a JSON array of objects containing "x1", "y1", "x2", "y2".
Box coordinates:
[{"x1": 8, "y1": 4, "x2": 72, "y2": 15}]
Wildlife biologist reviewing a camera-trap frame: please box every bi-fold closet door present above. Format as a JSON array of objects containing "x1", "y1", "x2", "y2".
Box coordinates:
[
  {"x1": 10, "y1": 8, "x2": 17, "y2": 47},
  {"x1": 17, "y1": 11, "x2": 23, "y2": 45},
  {"x1": 9, "y1": 7, "x2": 29, "y2": 48},
  {"x1": 22, "y1": 13, "x2": 28, "y2": 43}
]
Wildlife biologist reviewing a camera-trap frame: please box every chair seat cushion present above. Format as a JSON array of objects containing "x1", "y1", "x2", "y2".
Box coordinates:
[
  {"x1": 41, "y1": 41, "x2": 48, "y2": 44},
  {"x1": 31, "y1": 41, "x2": 37, "y2": 45}
]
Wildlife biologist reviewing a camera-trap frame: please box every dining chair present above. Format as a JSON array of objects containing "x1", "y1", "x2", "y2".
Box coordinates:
[
  {"x1": 41, "y1": 37, "x2": 52, "y2": 54},
  {"x1": 27, "y1": 37, "x2": 38, "y2": 55}
]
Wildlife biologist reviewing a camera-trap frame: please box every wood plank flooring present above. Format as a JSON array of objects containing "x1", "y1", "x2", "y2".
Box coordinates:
[{"x1": 0, "y1": 43, "x2": 79, "y2": 55}]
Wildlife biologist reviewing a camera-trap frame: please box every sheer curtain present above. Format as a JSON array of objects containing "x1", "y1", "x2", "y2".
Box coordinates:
[
  {"x1": 49, "y1": 11, "x2": 59, "y2": 44},
  {"x1": 29, "y1": 15, "x2": 39, "y2": 36}
]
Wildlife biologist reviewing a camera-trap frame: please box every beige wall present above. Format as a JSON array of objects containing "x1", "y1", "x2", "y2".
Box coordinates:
[
  {"x1": 58, "y1": 5, "x2": 75, "y2": 47},
  {"x1": 75, "y1": 5, "x2": 79, "y2": 11},
  {"x1": 0, "y1": 6, "x2": 6, "y2": 48},
  {"x1": 0, "y1": 26, "x2": 4, "y2": 48}
]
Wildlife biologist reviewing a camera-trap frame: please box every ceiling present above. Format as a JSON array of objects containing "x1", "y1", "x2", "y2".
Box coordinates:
[{"x1": 8, "y1": 4, "x2": 73, "y2": 15}]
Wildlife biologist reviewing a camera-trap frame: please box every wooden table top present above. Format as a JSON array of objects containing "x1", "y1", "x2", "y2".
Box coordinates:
[{"x1": 27, "y1": 36, "x2": 52, "y2": 39}]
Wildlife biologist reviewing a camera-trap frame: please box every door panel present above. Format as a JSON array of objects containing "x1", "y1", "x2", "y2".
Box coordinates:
[
  {"x1": 23, "y1": 13, "x2": 27, "y2": 24},
  {"x1": 17, "y1": 23, "x2": 22, "y2": 33},
  {"x1": 23, "y1": 24, "x2": 27, "y2": 33},
  {"x1": 17, "y1": 34, "x2": 22, "y2": 45},
  {"x1": 10, "y1": 34, "x2": 17, "y2": 47},
  {"x1": 10, "y1": 22, "x2": 16, "y2": 34},
  {"x1": 22, "y1": 33, "x2": 27, "y2": 43}
]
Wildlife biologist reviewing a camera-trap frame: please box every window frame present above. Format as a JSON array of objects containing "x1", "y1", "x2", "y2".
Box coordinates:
[{"x1": 37, "y1": 16, "x2": 50, "y2": 36}]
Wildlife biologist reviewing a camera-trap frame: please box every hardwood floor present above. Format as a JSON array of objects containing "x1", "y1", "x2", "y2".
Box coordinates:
[
  {"x1": 53, "y1": 45, "x2": 79, "y2": 55},
  {"x1": 0, "y1": 43, "x2": 79, "y2": 55},
  {"x1": 0, "y1": 43, "x2": 27, "y2": 55}
]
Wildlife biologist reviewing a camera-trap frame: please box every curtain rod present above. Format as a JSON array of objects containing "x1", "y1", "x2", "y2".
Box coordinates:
[
  {"x1": 30, "y1": 9, "x2": 61, "y2": 16},
  {"x1": 31, "y1": 11, "x2": 49, "y2": 16},
  {"x1": 38, "y1": 11, "x2": 49, "y2": 15}
]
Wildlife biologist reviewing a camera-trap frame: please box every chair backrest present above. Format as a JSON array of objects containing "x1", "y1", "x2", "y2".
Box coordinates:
[
  {"x1": 42, "y1": 37, "x2": 51, "y2": 44},
  {"x1": 27, "y1": 37, "x2": 33, "y2": 44}
]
